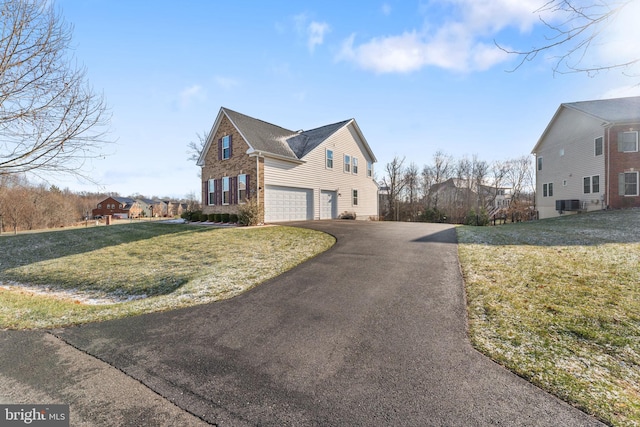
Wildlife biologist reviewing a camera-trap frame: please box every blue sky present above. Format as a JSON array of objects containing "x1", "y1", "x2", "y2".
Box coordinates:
[{"x1": 52, "y1": 0, "x2": 640, "y2": 198}]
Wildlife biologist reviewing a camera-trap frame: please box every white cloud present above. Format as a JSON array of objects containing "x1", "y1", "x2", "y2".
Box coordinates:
[
  {"x1": 213, "y1": 76, "x2": 240, "y2": 90},
  {"x1": 293, "y1": 13, "x2": 330, "y2": 53},
  {"x1": 336, "y1": 0, "x2": 545, "y2": 73},
  {"x1": 178, "y1": 85, "x2": 205, "y2": 109},
  {"x1": 308, "y1": 21, "x2": 330, "y2": 52},
  {"x1": 381, "y1": 3, "x2": 392, "y2": 16}
]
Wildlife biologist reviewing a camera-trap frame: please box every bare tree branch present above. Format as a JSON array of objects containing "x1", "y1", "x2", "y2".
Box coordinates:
[
  {"x1": 0, "y1": 0, "x2": 111, "y2": 180},
  {"x1": 496, "y1": 0, "x2": 637, "y2": 77}
]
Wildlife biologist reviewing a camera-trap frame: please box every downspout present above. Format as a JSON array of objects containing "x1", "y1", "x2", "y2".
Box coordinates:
[
  {"x1": 256, "y1": 152, "x2": 261, "y2": 206},
  {"x1": 607, "y1": 126, "x2": 611, "y2": 208}
]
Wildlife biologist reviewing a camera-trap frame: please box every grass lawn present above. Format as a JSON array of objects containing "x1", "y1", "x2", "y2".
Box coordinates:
[
  {"x1": 0, "y1": 222, "x2": 335, "y2": 329},
  {"x1": 457, "y1": 209, "x2": 640, "y2": 427}
]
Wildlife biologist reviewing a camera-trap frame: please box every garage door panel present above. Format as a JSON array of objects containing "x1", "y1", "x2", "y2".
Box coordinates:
[{"x1": 265, "y1": 186, "x2": 313, "y2": 222}]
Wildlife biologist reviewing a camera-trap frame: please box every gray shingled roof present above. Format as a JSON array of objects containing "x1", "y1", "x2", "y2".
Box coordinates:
[
  {"x1": 223, "y1": 108, "x2": 299, "y2": 160},
  {"x1": 223, "y1": 108, "x2": 351, "y2": 160},
  {"x1": 564, "y1": 96, "x2": 640, "y2": 124}
]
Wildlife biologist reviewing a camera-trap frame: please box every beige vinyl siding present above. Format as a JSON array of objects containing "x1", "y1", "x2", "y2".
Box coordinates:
[
  {"x1": 263, "y1": 123, "x2": 378, "y2": 220},
  {"x1": 535, "y1": 107, "x2": 606, "y2": 219}
]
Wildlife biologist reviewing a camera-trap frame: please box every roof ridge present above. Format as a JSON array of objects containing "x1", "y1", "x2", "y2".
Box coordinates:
[{"x1": 222, "y1": 107, "x2": 296, "y2": 134}]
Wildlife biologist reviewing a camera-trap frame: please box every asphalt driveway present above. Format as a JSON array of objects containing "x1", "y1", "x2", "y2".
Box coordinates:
[{"x1": 3, "y1": 221, "x2": 603, "y2": 426}]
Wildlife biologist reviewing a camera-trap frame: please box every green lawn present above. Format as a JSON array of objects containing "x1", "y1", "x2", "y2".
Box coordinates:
[
  {"x1": 0, "y1": 223, "x2": 335, "y2": 329},
  {"x1": 457, "y1": 209, "x2": 640, "y2": 427}
]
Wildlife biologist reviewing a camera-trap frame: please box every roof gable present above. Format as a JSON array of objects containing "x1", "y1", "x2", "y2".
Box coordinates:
[{"x1": 533, "y1": 96, "x2": 640, "y2": 154}]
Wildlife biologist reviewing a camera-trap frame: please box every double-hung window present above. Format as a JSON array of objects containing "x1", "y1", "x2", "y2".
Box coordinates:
[
  {"x1": 619, "y1": 172, "x2": 639, "y2": 196},
  {"x1": 222, "y1": 135, "x2": 231, "y2": 159},
  {"x1": 237, "y1": 174, "x2": 247, "y2": 203},
  {"x1": 367, "y1": 161, "x2": 373, "y2": 178},
  {"x1": 344, "y1": 155, "x2": 351, "y2": 173},
  {"x1": 543, "y1": 183, "x2": 553, "y2": 197},
  {"x1": 584, "y1": 176, "x2": 600, "y2": 194},
  {"x1": 537, "y1": 157, "x2": 543, "y2": 171},
  {"x1": 594, "y1": 137, "x2": 603, "y2": 156},
  {"x1": 326, "y1": 149, "x2": 333, "y2": 169},
  {"x1": 618, "y1": 131, "x2": 639, "y2": 152},
  {"x1": 208, "y1": 179, "x2": 216, "y2": 205},
  {"x1": 583, "y1": 177, "x2": 591, "y2": 194},
  {"x1": 352, "y1": 157, "x2": 358, "y2": 174},
  {"x1": 352, "y1": 189, "x2": 358, "y2": 206},
  {"x1": 222, "y1": 177, "x2": 230, "y2": 205}
]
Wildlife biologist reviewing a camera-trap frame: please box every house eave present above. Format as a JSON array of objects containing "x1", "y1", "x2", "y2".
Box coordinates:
[{"x1": 247, "y1": 149, "x2": 305, "y2": 164}]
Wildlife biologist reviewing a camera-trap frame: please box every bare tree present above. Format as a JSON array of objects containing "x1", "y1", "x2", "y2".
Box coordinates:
[
  {"x1": 403, "y1": 162, "x2": 420, "y2": 220},
  {"x1": 382, "y1": 156, "x2": 406, "y2": 221},
  {"x1": 187, "y1": 132, "x2": 208, "y2": 162},
  {"x1": 424, "y1": 150, "x2": 453, "y2": 210},
  {"x1": 498, "y1": 0, "x2": 636, "y2": 77},
  {"x1": 504, "y1": 156, "x2": 535, "y2": 221},
  {"x1": 0, "y1": 0, "x2": 110, "y2": 179}
]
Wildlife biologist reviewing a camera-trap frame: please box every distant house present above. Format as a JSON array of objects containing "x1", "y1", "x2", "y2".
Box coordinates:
[
  {"x1": 197, "y1": 107, "x2": 379, "y2": 222},
  {"x1": 428, "y1": 178, "x2": 511, "y2": 222},
  {"x1": 532, "y1": 96, "x2": 640, "y2": 219},
  {"x1": 92, "y1": 197, "x2": 135, "y2": 219}
]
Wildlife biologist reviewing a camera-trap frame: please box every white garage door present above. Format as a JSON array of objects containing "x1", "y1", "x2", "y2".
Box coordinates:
[
  {"x1": 320, "y1": 190, "x2": 337, "y2": 219},
  {"x1": 264, "y1": 185, "x2": 313, "y2": 222}
]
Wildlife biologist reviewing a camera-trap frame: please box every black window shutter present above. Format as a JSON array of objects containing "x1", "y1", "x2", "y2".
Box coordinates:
[
  {"x1": 246, "y1": 174, "x2": 251, "y2": 199},
  {"x1": 216, "y1": 178, "x2": 223, "y2": 205},
  {"x1": 218, "y1": 138, "x2": 223, "y2": 160},
  {"x1": 231, "y1": 176, "x2": 237, "y2": 204},
  {"x1": 202, "y1": 181, "x2": 207, "y2": 206},
  {"x1": 229, "y1": 135, "x2": 233, "y2": 158}
]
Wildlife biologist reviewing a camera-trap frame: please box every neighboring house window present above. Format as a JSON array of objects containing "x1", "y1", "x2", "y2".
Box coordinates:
[
  {"x1": 98, "y1": 203, "x2": 102, "y2": 208},
  {"x1": 344, "y1": 155, "x2": 351, "y2": 173},
  {"x1": 208, "y1": 179, "x2": 216, "y2": 205},
  {"x1": 549, "y1": 182, "x2": 553, "y2": 197},
  {"x1": 326, "y1": 149, "x2": 333, "y2": 169},
  {"x1": 367, "y1": 161, "x2": 373, "y2": 178},
  {"x1": 222, "y1": 177, "x2": 230, "y2": 204},
  {"x1": 543, "y1": 183, "x2": 553, "y2": 197},
  {"x1": 220, "y1": 135, "x2": 232, "y2": 160},
  {"x1": 619, "y1": 172, "x2": 639, "y2": 196},
  {"x1": 592, "y1": 175, "x2": 600, "y2": 193},
  {"x1": 595, "y1": 137, "x2": 603, "y2": 156},
  {"x1": 352, "y1": 157, "x2": 358, "y2": 174},
  {"x1": 238, "y1": 174, "x2": 247, "y2": 203},
  {"x1": 537, "y1": 157, "x2": 543, "y2": 171},
  {"x1": 352, "y1": 189, "x2": 358, "y2": 206},
  {"x1": 584, "y1": 177, "x2": 591, "y2": 193},
  {"x1": 618, "y1": 131, "x2": 639, "y2": 152}
]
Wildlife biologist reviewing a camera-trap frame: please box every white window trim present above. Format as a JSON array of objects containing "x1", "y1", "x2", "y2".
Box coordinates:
[
  {"x1": 537, "y1": 156, "x2": 543, "y2": 171},
  {"x1": 222, "y1": 176, "x2": 230, "y2": 205},
  {"x1": 326, "y1": 149, "x2": 333, "y2": 169},
  {"x1": 583, "y1": 176, "x2": 591, "y2": 194},
  {"x1": 208, "y1": 179, "x2": 215, "y2": 205},
  {"x1": 594, "y1": 136, "x2": 603, "y2": 156},
  {"x1": 621, "y1": 131, "x2": 639, "y2": 153},
  {"x1": 344, "y1": 154, "x2": 351, "y2": 173},
  {"x1": 592, "y1": 175, "x2": 600, "y2": 193},
  {"x1": 367, "y1": 161, "x2": 373, "y2": 178},
  {"x1": 352, "y1": 189, "x2": 358, "y2": 206},
  {"x1": 222, "y1": 135, "x2": 231, "y2": 160},
  {"x1": 621, "y1": 171, "x2": 639, "y2": 196},
  {"x1": 352, "y1": 157, "x2": 358, "y2": 175},
  {"x1": 237, "y1": 174, "x2": 247, "y2": 204}
]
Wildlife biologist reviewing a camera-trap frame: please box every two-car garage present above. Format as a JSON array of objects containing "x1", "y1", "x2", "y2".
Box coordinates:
[{"x1": 264, "y1": 186, "x2": 337, "y2": 222}]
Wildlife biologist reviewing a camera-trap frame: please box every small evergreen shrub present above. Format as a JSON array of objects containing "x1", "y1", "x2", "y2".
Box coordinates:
[
  {"x1": 213, "y1": 213, "x2": 222, "y2": 223},
  {"x1": 229, "y1": 213, "x2": 238, "y2": 223},
  {"x1": 208, "y1": 213, "x2": 216, "y2": 222},
  {"x1": 221, "y1": 213, "x2": 230, "y2": 223}
]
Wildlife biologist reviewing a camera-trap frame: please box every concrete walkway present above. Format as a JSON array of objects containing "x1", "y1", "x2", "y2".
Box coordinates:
[{"x1": 1, "y1": 221, "x2": 603, "y2": 426}]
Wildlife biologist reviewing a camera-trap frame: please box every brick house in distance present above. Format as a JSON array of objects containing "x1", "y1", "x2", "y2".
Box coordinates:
[
  {"x1": 532, "y1": 96, "x2": 640, "y2": 219},
  {"x1": 197, "y1": 107, "x2": 378, "y2": 222},
  {"x1": 92, "y1": 196, "x2": 135, "y2": 219}
]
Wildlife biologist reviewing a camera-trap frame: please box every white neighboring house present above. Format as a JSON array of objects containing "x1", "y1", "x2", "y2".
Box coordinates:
[
  {"x1": 197, "y1": 107, "x2": 379, "y2": 222},
  {"x1": 532, "y1": 96, "x2": 640, "y2": 219}
]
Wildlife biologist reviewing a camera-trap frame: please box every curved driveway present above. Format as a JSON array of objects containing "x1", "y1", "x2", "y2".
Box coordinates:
[{"x1": 52, "y1": 221, "x2": 602, "y2": 426}]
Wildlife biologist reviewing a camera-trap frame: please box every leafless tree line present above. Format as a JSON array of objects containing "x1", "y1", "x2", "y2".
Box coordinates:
[
  {"x1": 380, "y1": 152, "x2": 535, "y2": 224},
  {"x1": 0, "y1": 175, "x2": 200, "y2": 233}
]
